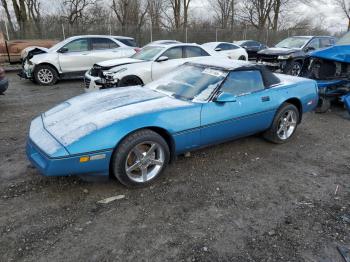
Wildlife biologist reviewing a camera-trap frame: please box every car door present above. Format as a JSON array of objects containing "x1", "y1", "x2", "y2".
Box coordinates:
[
  {"x1": 57, "y1": 38, "x2": 92, "y2": 73},
  {"x1": 200, "y1": 70, "x2": 277, "y2": 145},
  {"x1": 151, "y1": 46, "x2": 185, "y2": 80},
  {"x1": 89, "y1": 38, "x2": 125, "y2": 64}
]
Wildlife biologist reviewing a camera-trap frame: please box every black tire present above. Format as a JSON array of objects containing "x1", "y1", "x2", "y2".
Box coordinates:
[
  {"x1": 285, "y1": 61, "x2": 302, "y2": 76},
  {"x1": 315, "y1": 97, "x2": 331, "y2": 113},
  {"x1": 33, "y1": 64, "x2": 59, "y2": 85},
  {"x1": 118, "y1": 76, "x2": 143, "y2": 87},
  {"x1": 263, "y1": 103, "x2": 300, "y2": 144},
  {"x1": 111, "y1": 129, "x2": 170, "y2": 187},
  {"x1": 238, "y1": 55, "x2": 246, "y2": 61}
]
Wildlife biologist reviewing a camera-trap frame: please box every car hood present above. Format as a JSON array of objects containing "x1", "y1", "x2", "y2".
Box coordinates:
[
  {"x1": 309, "y1": 45, "x2": 350, "y2": 63},
  {"x1": 42, "y1": 86, "x2": 191, "y2": 147},
  {"x1": 95, "y1": 58, "x2": 145, "y2": 69},
  {"x1": 258, "y1": 47, "x2": 299, "y2": 55}
]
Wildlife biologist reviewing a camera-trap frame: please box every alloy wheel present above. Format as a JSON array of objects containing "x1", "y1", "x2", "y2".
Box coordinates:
[
  {"x1": 276, "y1": 110, "x2": 297, "y2": 140},
  {"x1": 125, "y1": 141, "x2": 165, "y2": 183},
  {"x1": 37, "y1": 68, "x2": 54, "y2": 84}
]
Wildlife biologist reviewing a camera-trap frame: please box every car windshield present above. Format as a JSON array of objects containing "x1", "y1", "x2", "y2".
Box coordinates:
[
  {"x1": 131, "y1": 46, "x2": 164, "y2": 61},
  {"x1": 146, "y1": 64, "x2": 228, "y2": 101},
  {"x1": 337, "y1": 32, "x2": 350, "y2": 45},
  {"x1": 275, "y1": 37, "x2": 310, "y2": 49}
]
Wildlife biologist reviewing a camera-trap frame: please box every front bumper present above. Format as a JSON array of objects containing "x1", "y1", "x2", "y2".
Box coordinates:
[
  {"x1": 26, "y1": 139, "x2": 113, "y2": 177},
  {"x1": 84, "y1": 72, "x2": 103, "y2": 92},
  {"x1": 0, "y1": 78, "x2": 9, "y2": 94}
]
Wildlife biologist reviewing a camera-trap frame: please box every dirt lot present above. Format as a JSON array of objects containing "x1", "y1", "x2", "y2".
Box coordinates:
[{"x1": 0, "y1": 72, "x2": 350, "y2": 262}]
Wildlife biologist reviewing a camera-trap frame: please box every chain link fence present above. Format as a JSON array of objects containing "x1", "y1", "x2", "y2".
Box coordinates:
[{"x1": 0, "y1": 19, "x2": 332, "y2": 64}]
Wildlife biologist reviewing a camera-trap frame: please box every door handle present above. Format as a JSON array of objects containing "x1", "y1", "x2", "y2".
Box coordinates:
[
  {"x1": 261, "y1": 96, "x2": 270, "y2": 102},
  {"x1": 81, "y1": 53, "x2": 89, "y2": 55}
]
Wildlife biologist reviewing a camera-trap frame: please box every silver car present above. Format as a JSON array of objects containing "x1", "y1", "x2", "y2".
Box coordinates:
[{"x1": 20, "y1": 35, "x2": 138, "y2": 85}]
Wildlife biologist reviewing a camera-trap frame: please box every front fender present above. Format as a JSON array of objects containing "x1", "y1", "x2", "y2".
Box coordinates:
[{"x1": 31, "y1": 53, "x2": 60, "y2": 73}]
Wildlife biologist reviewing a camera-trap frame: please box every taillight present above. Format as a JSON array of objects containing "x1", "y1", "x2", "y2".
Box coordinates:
[
  {"x1": 134, "y1": 48, "x2": 141, "y2": 53},
  {"x1": 0, "y1": 68, "x2": 5, "y2": 80}
]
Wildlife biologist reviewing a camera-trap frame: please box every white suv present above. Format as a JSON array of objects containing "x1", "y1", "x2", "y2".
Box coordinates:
[
  {"x1": 20, "y1": 35, "x2": 138, "y2": 85},
  {"x1": 84, "y1": 43, "x2": 214, "y2": 92}
]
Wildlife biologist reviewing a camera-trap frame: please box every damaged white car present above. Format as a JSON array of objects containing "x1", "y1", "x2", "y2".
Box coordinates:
[
  {"x1": 20, "y1": 35, "x2": 138, "y2": 85},
  {"x1": 84, "y1": 43, "x2": 213, "y2": 92}
]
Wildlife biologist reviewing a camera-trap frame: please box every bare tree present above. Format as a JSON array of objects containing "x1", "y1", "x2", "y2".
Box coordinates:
[
  {"x1": 62, "y1": 0, "x2": 94, "y2": 25},
  {"x1": 241, "y1": 0, "x2": 275, "y2": 29},
  {"x1": 147, "y1": 0, "x2": 164, "y2": 30},
  {"x1": 111, "y1": 0, "x2": 149, "y2": 33},
  {"x1": 334, "y1": 0, "x2": 350, "y2": 30},
  {"x1": 0, "y1": 0, "x2": 15, "y2": 33},
  {"x1": 211, "y1": 0, "x2": 235, "y2": 29}
]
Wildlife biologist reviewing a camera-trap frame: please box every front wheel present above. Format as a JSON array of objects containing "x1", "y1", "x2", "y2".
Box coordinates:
[
  {"x1": 118, "y1": 76, "x2": 143, "y2": 87},
  {"x1": 263, "y1": 103, "x2": 300, "y2": 144},
  {"x1": 111, "y1": 129, "x2": 170, "y2": 187},
  {"x1": 285, "y1": 61, "x2": 302, "y2": 76},
  {"x1": 33, "y1": 64, "x2": 59, "y2": 85},
  {"x1": 238, "y1": 55, "x2": 247, "y2": 61}
]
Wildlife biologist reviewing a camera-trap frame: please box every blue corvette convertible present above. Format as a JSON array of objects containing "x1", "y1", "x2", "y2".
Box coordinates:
[{"x1": 27, "y1": 57, "x2": 318, "y2": 187}]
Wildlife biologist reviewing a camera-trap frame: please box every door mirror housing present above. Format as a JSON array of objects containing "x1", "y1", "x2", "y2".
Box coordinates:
[
  {"x1": 157, "y1": 56, "x2": 169, "y2": 62},
  {"x1": 215, "y1": 92, "x2": 237, "y2": 103},
  {"x1": 58, "y1": 47, "x2": 68, "y2": 53},
  {"x1": 214, "y1": 47, "x2": 222, "y2": 52},
  {"x1": 305, "y1": 46, "x2": 315, "y2": 52}
]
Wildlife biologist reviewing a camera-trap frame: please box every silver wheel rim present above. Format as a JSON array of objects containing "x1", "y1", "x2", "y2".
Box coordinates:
[
  {"x1": 125, "y1": 141, "x2": 165, "y2": 183},
  {"x1": 291, "y1": 63, "x2": 301, "y2": 76},
  {"x1": 277, "y1": 110, "x2": 297, "y2": 140},
  {"x1": 37, "y1": 68, "x2": 54, "y2": 84}
]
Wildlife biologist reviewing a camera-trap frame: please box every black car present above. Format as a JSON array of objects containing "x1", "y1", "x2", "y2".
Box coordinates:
[
  {"x1": 235, "y1": 40, "x2": 268, "y2": 60},
  {"x1": 0, "y1": 67, "x2": 8, "y2": 95},
  {"x1": 256, "y1": 36, "x2": 336, "y2": 76}
]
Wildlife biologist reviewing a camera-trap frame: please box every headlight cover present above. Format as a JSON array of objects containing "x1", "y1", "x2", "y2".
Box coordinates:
[{"x1": 278, "y1": 55, "x2": 292, "y2": 60}]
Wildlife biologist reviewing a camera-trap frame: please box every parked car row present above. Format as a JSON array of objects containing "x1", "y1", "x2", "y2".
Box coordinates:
[{"x1": 22, "y1": 32, "x2": 350, "y2": 187}]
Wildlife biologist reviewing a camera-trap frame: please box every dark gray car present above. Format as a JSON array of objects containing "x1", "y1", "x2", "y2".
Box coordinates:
[
  {"x1": 257, "y1": 36, "x2": 336, "y2": 76},
  {"x1": 0, "y1": 67, "x2": 9, "y2": 95}
]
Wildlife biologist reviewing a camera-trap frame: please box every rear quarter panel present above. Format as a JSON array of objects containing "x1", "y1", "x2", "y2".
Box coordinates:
[{"x1": 272, "y1": 74, "x2": 319, "y2": 113}]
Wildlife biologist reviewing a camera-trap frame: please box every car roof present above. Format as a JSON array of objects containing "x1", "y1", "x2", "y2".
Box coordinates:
[
  {"x1": 147, "y1": 43, "x2": 202, "y2": 48},
  {"x1": 188, "y1": 57, "x2": 281, "y2": 87},
  {"x1": 67, "y1": 35, "x2": 134, "y2": 40}
]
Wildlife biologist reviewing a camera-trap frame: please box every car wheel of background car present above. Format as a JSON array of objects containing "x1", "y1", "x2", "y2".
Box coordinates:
[
  {"x1": 315, "y1": 97, "x2": 331, "y2": 113},
  {"x1": 111, "y1": 129, "x2": 170, "y2": 187},
  {"x1": 263, "y1": 103, "x2": 300, "y2": 144},
  {"x1": 118, "y1": 76, "x2": 143, "y2": 87},
  {"x1": 33, "y1": 64, "x2": 59, "y2": 85},
  {"x1": 238, "y1": 56, "x2": 246, "y2": 60},
  {"x1": 285, "y1": 61, "x2": 302, "y2": 76}
]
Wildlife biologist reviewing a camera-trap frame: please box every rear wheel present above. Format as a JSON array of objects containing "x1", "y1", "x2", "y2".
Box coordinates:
[
  {"x1": 111, "y1": 129, "x2": 170, "y2": 187},
  {"x1": 264, "y1": 103, "x2": 300, "y2": 144},
  {"x1": 118, "y1": 76, "x2": 143, "y2": 87},
  {"x1": 33, "y1": 64, "x2": 59, "y2": 85}
]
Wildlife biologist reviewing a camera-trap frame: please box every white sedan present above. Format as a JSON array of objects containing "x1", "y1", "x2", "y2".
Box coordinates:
[
  {"x1": 20, "y1": 35, "x2": 138, "y2": 85},
  {"x1": 84, "y1": 43, "x2": 213, "y2": 92},
  {"x1": 202, "y1": 42, "x2": 248, "y2": 61}
]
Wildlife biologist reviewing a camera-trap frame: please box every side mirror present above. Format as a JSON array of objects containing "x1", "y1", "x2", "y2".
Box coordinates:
[
  {"x1": 58, "y1": 47, "x2": 68, "y2": 53},
  {"x1": 214, "y1": 47, "x2": 222, "y2": 52},
  {"x1": 157, "y1": 56, "x2": 169, "y2": 62},
  {"x1": 242, "y1": 45, "x2": 248, "y2": 49},
  {"x1": 305, "y1": 46, "x2": 315, "y2": 52},
  {"x1": 215, "y1": 92, "x2": 237, "y2": 103}
]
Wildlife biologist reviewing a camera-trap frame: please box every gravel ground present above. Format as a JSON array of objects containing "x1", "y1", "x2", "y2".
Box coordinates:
[{"x1": 0, "y1": 72, "x2": 350, "y2": 262}]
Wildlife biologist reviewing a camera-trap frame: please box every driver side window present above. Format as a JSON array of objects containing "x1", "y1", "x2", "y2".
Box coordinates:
[
  {"x1": 162, "y1": 47, "x2": 183, "y2": 60},
  {"x1": 63, "y1": 39, "x2": 89, "y2": 52},
  {"x1": 307, "y1": 39, "x2": 320, "y2": 50},
  {"x1": 220, "y1": 70, "x2": 265, "y2": 97}
]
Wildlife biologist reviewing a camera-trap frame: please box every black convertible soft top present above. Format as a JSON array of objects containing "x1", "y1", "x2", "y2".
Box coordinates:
[{"x1": 188, "y1": 58, "x2": 281, "y2": 88}]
